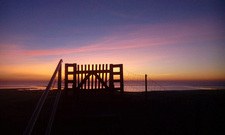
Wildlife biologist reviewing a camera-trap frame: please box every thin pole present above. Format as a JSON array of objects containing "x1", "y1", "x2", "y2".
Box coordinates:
[
  {"x1": 145, "y1": 74, "x2": 147, "y2": 93},
  {"x1": 145, "y1": 74, "x2": 148, "y2": 102}
]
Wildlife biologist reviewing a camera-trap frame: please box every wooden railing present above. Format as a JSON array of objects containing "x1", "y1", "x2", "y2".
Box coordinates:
[{"x1": 24, "y1": 59, "x2": 62, "y2": 135}]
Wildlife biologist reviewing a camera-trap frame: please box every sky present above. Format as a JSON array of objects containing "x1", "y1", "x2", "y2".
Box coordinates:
[{"x1": 0, "y1": 0, "x2": 225, "y2": 81}]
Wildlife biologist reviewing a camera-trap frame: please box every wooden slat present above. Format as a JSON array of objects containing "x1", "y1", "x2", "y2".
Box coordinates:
[
  {"x1": 112, "y1": 64, "x2": 122, "y2": 67},
  {"x1": 81, "y1": 65, "x2": 83, "y2": 89},
  {"x1": 95, "y1": 64, "x2": 97, "y2": 89},
  {"x1": 114, "y1": 88, "x2": 121, "y2": 90},
  {"x1": 67, "y1": 80, "x2": 74, "y2": 83},
  {"x1": 105, "y1": 64, "x2": 108, "y2": 88},
  {"x1": 77, "y1": 89, "x2": 109, "y2": 91},
  {"x1": 113, "y1": 79, "x2": 121, "y2": 82},
  {"x1": 98, "y1": 64, "x2": 101, "y2": 89},
  {"x1": 102, "y1": 64, "x2": 104, "y2": 89},
  {"x1": 68, "y1": 72, "x2": 73, "y2": 74},
  {"x1": 91, "y1": 64, "x2": 94, "y2": 89},
  {"x1": 113, "y1": 72, "x2": 120, "y2": 75},
  {"x1": 66, "y1": 63, "x2": 76, "y2": 66},
  {"x1": 75, "y1": 70, "x2": 110, "y2": 73},
  {"x1": 84, "y1": 65, "x2": 87, "y2": 89}
]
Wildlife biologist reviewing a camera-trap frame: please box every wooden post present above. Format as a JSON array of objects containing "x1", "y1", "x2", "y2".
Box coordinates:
[
  {"x1": 145, "y1": 74, "x2": 148, "y2": 101},
  {"x1": 73, "y1": 64, "x2": 76, "y2": 95},
  {"x1": 105, "y1": 64, "x2": 108, "y2": 88},
  {"x1": 145, "y1": 74, "x2": 147, "y2": 93},
  {"x1": 73, "y1": 64, "x2": 76, "y2": 89},
  {"x1": 109, "y1": 64, "x2": 113, "y2": 90},
  {"x1": 120, "y1": 64, "x2": 124, "y2": 93},
  {"x1": 65, "y1": 64, "x2": 68, "y2": 95}
]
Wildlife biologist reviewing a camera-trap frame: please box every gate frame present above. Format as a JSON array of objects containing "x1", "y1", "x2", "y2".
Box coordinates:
[{"x1": 64, "y1": 63, "x2": 124, "y2": 94}]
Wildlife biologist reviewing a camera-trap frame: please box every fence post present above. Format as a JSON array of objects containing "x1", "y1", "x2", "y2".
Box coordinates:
[
  {"x1": 120, "y1": 64, "x2": 124, "y2": 93},
  {"x1": 73, "y1": 63, "x2": 77, "y2": 95},
  {"x1": 145, "y1": 74, "x2": 148, "y2": 102},
  {"x1": 65, "y1": 64, "x2": 68, "y2": 95},
  {"x1": 109, "y1": 64, "x2": 114, "y2": 90},
  {"x1": 145, "y1": 74, "x2": 147, "y2": 93}
]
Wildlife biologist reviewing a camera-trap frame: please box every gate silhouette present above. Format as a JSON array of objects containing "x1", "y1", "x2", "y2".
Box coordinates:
[{"x1": 65, "y1": 63, "x2": 124, "y2": 94}]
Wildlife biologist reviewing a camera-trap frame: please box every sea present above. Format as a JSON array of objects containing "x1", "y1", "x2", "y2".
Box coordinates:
[{"x1": 0, "y1": 80, "x2": 225, "y2": 92}]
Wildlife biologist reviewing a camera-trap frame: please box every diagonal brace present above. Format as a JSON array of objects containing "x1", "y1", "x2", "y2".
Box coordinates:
[
  {"x1": 76, "y1": 74, "x2": 91, "y2": 89},
  {"x1": 93, "y1": 73, "x2": 109, "y2": 89}
]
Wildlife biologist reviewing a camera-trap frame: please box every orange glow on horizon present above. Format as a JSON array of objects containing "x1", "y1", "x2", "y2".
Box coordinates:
[{"x1": 0, "y1": 62, "x2": 224, "y2": 82}]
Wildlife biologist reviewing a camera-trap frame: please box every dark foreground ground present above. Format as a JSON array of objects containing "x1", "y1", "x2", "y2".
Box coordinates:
[{"x1": 0, "y1": 89, "x2": 225, "y2": 135}]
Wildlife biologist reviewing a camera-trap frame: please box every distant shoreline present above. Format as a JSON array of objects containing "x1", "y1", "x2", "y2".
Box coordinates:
[{"x1": 1, "y1": 80, "x2": 225, "y2": 92}]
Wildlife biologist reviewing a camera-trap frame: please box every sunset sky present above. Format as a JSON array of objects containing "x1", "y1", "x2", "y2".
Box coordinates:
[{"x1": 0, "y1": 0, "x2": 224, "y2": 81}]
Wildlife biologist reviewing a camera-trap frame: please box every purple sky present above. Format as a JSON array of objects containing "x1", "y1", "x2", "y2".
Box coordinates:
[{"x1": 0, "y1": 0, "x2": 224, "y2": 81}]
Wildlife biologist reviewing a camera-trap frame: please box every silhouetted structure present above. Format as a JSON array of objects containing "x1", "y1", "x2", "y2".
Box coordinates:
[{"x1": 64, "y1": 64, "x2": 124, "y2": 94}]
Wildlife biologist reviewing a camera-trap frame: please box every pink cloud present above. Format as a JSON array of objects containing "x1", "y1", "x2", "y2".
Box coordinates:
[
  {"x1": 23, "y1": 18, "x2": 224, "y2": 56},
  {"x1": 24, "y1": 39, "x2": 176, "y2": 56}
]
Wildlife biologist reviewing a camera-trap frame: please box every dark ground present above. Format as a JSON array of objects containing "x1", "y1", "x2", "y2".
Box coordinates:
[{"x1": 0, "y1": 89, "x2": 225, "y2": 135}]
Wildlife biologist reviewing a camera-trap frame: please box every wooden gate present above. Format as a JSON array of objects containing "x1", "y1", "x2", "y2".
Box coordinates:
[{"x1": 64, "y1": 64, "x2": 124, "y2": 94}]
